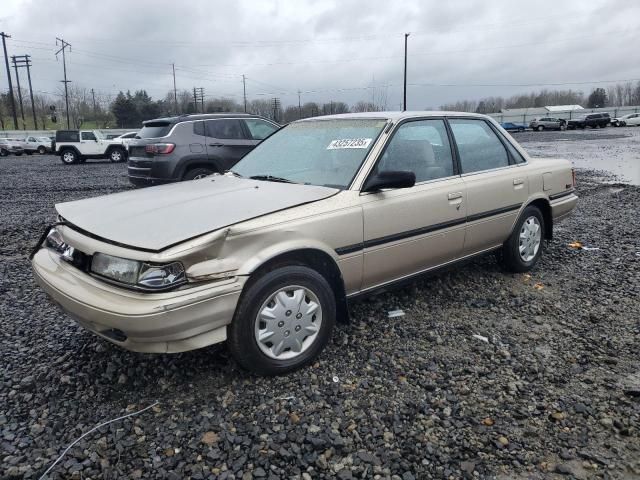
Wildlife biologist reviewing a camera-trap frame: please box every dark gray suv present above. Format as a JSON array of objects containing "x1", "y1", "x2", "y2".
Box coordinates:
[{"x1": 127, "y1": 113, "x2": 280, "y2": 186}]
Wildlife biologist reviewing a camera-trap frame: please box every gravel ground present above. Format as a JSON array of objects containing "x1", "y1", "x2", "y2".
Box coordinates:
[{"x1": 1, "y1": 145, "x2": 639, "y2": 479}]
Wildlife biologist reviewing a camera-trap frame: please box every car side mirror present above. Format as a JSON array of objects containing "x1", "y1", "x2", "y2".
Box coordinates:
[{"x1": 362, "y1": 170, "x2": 416, "y2": 192}]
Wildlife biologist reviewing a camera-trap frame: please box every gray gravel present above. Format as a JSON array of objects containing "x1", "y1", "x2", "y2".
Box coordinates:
[{"x1": 1, "y1": 147, "x2": 639, "y2": 479}]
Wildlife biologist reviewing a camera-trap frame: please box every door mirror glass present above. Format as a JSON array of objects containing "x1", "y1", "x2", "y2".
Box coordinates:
[{"x1": 363, "y1": 170, "x2": 416, "y2": 192}]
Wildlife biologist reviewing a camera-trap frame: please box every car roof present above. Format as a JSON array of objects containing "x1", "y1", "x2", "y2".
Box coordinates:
[
  {"x1": 294, "y1": 111, "x2": 491, "y2": 123},
  {"x1": 143, "y1": 113, "x2": 268, "y2": 125}
]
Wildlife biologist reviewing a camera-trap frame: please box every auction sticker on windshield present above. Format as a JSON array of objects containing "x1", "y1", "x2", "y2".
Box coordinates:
[{"x1": 327, "y1": 138, "x2": 373, "y2": 149}]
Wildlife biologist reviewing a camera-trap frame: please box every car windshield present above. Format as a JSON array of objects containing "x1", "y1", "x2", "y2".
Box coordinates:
[
  {"x1": 93, "y1": 131, "x2": 104, "y2": 140},
  {"x1": 233, "y1": 118, "x2": 387, "y2": 188}
]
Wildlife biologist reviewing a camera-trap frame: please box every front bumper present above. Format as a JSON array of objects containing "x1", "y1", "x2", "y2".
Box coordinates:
[{"x1": 32, "y1": 248, "x2": 245, "y2": 353}]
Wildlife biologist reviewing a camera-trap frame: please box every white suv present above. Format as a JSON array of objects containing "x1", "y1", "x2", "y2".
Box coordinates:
[{"x1": 54, "y1": 129, "x2": 128, "y2": 164}]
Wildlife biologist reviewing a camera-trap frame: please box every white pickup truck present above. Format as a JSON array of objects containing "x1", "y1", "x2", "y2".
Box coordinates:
[
  {"x1": 23, "y1": 136, "x2": 53, "y2": 154},
  {"x1": 54, "y1": 129, "x2": 128, "y2": 164}
]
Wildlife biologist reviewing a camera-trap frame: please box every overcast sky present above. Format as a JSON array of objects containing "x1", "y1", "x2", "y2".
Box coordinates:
[{"x1": 1, "y1": 0, "x2": 639, "y2": 110}]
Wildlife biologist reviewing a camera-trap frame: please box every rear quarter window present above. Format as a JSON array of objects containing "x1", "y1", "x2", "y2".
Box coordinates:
[{"x1": 55, "y1": 131, "x2": 80, "y2": 142}]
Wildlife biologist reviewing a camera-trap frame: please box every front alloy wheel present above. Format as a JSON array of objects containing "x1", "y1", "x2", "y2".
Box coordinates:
[{"x1": 228, "y1": 265, "x2": 335, "y2": 375}]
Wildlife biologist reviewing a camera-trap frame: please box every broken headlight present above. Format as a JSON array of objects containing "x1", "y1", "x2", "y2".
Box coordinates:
[
  {"x1": 91, "y1": 253, "x2": 186, "y2": 291},
  {"x1": 45, "y1": 227, "x2": 75, "y2": 262}
]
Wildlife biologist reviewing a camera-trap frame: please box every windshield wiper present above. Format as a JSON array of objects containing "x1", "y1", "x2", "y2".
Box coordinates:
[{"x1": 249, "y1": 175, "x2": 297, "y2": 184}]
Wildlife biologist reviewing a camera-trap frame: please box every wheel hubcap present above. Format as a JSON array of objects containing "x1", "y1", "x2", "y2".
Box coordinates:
[
  {"x1": 519, "y1": 216, "x2": 542, "y2": 262},
  {"x1": 112, "y1": 152, "x2": 121, "y2": 161},
  {"x1": 254, "y1": 285, "x2": 322, "y2": 360},
  {"x1": 63, "y1": 153, "x2": 74, "y2": 163}
]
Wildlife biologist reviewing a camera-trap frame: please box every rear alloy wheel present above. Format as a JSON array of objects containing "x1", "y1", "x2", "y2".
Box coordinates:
[
  {"x1": 536, "y1": 125, "x2": 544, "y2": 131},
  {"x1": 560, "y1": 123, "x2": 567, "y2": 131},
  {"x1": 109, "y1": 148, "x2": 125, "y2": 163},
  {"x1": 61, "y1": 149, "x2": 78, "y2": 164},
  {"x1": 501, "y1": 206, "x2": 545, "y2": 273},
  {"x1": 228, "y1": 265, "x2": 336, "y2": 375},
  {"x1": 183, "y1": 167, "x2": 213, "y2": 181},
  {"x1": 38, "y1": 146, "x2": 46, "y2": 154}
]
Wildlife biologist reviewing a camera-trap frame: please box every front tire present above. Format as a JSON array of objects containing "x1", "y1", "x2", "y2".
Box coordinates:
[
  {"x1": 536, "y1": 125, "x2": 544, "y2": 132},
  {"x1": 109, "y1": 148, "x2": 126, "y2": 163},
  {"x1": 183, "y1": 167, "x2": 214, "y2": 181},
  {"x1": 60, "y1": 149, "x2": 79, "y2": 164},
  {"x1": 501, "y1": 206, "x2": 545, "y2": 273},
  {"x1": 38, "y1": 146, "x2": 46, "y2": 154},
  {"x1": 0, "y1": 149, "x2": 7, "y2": 157},
  {"x1": 228, "y1": 265, "x2": 336, "y2": 375}
]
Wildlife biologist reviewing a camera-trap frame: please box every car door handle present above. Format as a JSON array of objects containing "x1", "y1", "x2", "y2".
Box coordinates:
[
  {"x1": 513, "y1": 178, "x2": 524, "y2": 186},
  {"x1": 208, "y1": 143, "x2": 224, "y2": 147},
  {"x1": 447, "y1": 192, "x2": 463, "y2": 200}
]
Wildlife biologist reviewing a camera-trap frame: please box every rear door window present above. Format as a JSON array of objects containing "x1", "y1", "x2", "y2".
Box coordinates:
[
  {"x1": 449, "y1": 119, "x2": 510, "y2": 173},
  {"x1": 206, "y1": 119, "x2": 246, "y2": 139}
]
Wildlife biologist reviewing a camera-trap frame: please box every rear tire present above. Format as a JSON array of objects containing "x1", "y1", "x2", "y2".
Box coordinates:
[
  {"x1": 501, "y1": 205, "x2": 545, "y2": 273},
  {"x1": 228, "y1": 265, "x2": 336, "y2": 375},
  {"x1": 60, "y1": 149, "x2": 79, "y2": 165},
  {"x1": 109, "y1": 148, "x2": 126, "y2": 163},
  {"x1": 536, "y1": 125, "x2": 544, "y2": 132},
  {"x1": 38, "y1": 146, "x2": 46, "y2": 154},
  {"x1": 183, "y1": 167, "x2": 214, "y2": 181},
  {"x1": 0, "y1": 149, "x2": 8, "y2": 157}
]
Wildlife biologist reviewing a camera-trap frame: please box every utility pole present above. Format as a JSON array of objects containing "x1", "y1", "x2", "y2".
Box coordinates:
[
  {"x1": 91, "y1": 88, "x2": 97, "y2": 125},
  {"x1": 0, "y1": 32, "x2": 18, "y2": 129},
  {"x1": 298, "y1": 90, "x2": 301, "y2": 119},
  {"x1": 12, "y1": 55, "x2": 37, "y2": 130},
  {"x1": 192, "y1": 87, "x2": 204, "y2": 113},
  {"x1": 55, "y1": 37, "x2": 72, "y2": 129},
  {"x1": 403, "y1": 33, "x2": 410, "y2": 111},
  {"x1": 11, "y1": 56, "x2": 25, "y2": 129},
  {"x1": 272, "y1": 97, "x2": 280, "y2": 122},
  {"x1": 172, "y1": 63, "x2": 178, "y2": 114},
  {"x1": 242, "y1": 74, "x2": 247, "y2": 113}
]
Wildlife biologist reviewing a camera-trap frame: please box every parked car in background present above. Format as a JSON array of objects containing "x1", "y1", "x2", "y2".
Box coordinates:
[
  {"x1": 611, "y1": 113, "x2": 640, "y2": 127},
  {"x1": 500, "y1": 122, "x2": 526, "y2": 132},
  {"x1": 54, "y1": 129, "x2": 128, "y2": 164},
  {"x1": 23, "y1": 136, "x2": 53, "y2": 154},
  {"x1": 567, "y1": 113, "x2": 610, "y2": 129},
  {"x1": 0, "y1": 138, "x2": 24, "y2": 156},
  {"x1": 32, "y1": 111, "x2": 578, "y2": 374},
  {"x1": 127, "y1": 113, "x2": 280, "y2": 186},
  {"x1": 529, "y1": 117, "x2": 567, "y2": 131},
  {"x1": 115, "y1": 131, "x2": 139, "y2": 149}
]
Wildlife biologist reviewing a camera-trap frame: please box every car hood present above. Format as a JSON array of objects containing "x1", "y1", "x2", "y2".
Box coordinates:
[{"x1": 56, "y1": 175, "x2": 338, "y2": 251}]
